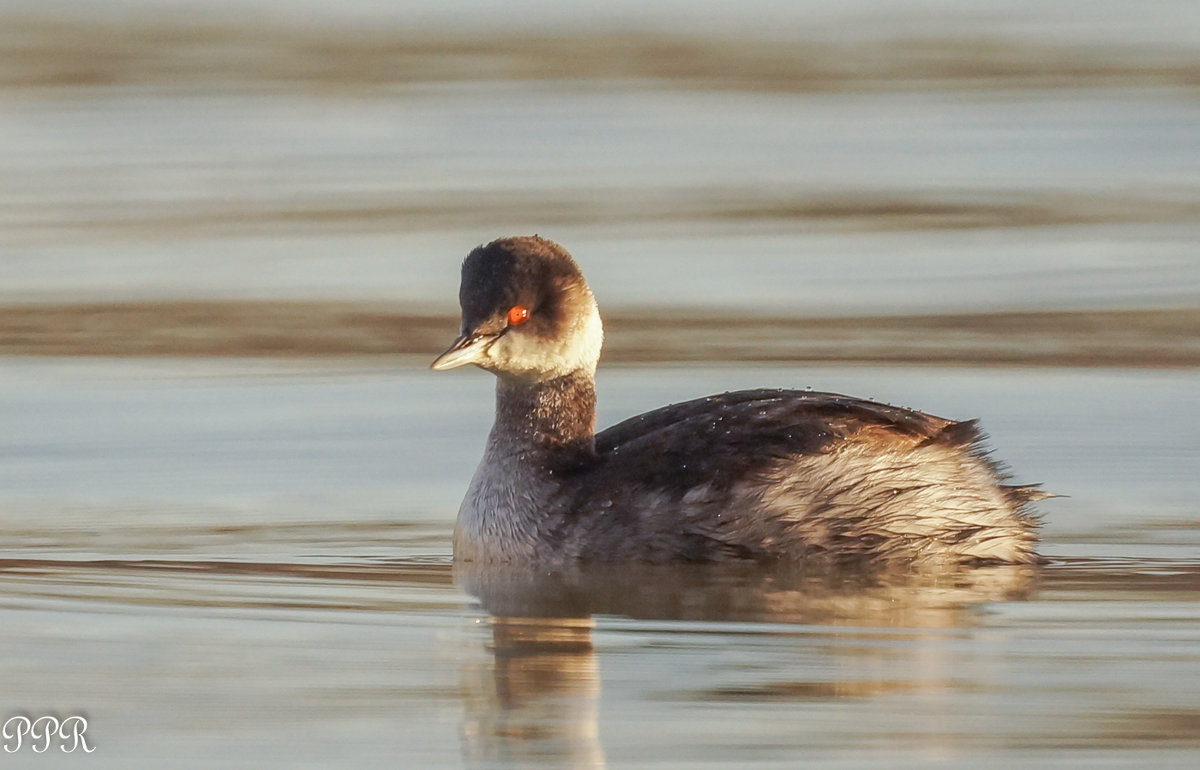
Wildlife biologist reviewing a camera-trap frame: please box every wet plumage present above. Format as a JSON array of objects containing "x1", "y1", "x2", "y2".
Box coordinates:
[{"x1": 433, "y1": 236, "x2": 1041, "y2": 566}]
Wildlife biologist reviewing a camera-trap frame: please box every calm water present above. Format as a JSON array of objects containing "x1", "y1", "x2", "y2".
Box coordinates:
[
  {"x1": 2, "y1": 0, "x2": 1200, "y2": 767},
  {"x1": 0, "y1": 360, "x2": 1197, "y2": 768}
]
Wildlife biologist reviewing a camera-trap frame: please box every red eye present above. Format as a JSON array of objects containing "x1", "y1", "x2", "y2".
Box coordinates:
[{"x1": 507, "y1": 305, "x2": 530, "y2": 325}]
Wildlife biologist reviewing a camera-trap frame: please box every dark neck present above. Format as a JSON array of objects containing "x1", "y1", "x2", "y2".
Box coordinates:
[{"x1": 489, "y1": 370, "x2": 597, "y2": 457}]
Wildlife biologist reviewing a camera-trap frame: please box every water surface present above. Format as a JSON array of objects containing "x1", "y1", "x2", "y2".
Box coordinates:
[
  {"x1": 1, "y1": 1, "x2": 1198, "y2": 766},
  {"x1": 1, "y1": 360, "x2": 1198, "y2": 768}
]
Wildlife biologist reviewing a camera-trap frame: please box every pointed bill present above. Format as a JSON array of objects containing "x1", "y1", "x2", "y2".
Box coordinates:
[{"x1": 430, "y1": 333, "x2": 497, "y2": 371}]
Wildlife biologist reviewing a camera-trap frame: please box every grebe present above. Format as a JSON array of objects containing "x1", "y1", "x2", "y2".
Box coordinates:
[{"x1": 432, "y1": 236, "x2": 1040, "y2": 566}]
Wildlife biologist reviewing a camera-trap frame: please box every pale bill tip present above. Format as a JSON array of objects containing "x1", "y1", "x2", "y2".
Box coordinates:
[{"x1": 430, "y1": 334, "x2": 492, "y2": 371}]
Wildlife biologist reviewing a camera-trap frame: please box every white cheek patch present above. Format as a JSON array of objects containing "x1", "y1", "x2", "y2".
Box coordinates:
[
  {"x1": 491, "y1": 295, "x2": 604, "y2": 380},
  {"x1": 563, "y1": 300, "x2": 604, "y2": 374}
]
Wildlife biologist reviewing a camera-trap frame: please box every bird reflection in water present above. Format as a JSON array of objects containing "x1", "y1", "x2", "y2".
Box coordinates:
[
  {"x1": 460, "y1": 614, "x2": 602, "y2": 769},
  {"x1": 456, "y1": 560, "x2": 1037, "y2": 768}
]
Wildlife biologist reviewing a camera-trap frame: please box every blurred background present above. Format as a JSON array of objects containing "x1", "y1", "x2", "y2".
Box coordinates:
[
  {"x1": 1, "y1": 1, "x2": 1199, "y2": 768},
  {"x1": 1, "y1": 0, "x2": 1198, "y2": 357}
]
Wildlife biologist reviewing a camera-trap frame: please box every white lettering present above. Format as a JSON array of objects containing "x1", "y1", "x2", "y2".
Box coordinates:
[
  {"x1": 58, "y1": 716, "x2": 95, "y2": 753},
  {"x1": 30, "y1": 716, "x2": 59, "y2": 753},
  {"x1": 3, "y1": 715, "x2": 95, "y2": 753},
  {"x1": 2, "y1": 716, "x2": 31, "y2": 753}
]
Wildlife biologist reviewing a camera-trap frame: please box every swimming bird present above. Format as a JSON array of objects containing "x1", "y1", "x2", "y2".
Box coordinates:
[{"x1": 432, "y1": 236, "x2": 1040, "y2": 566}]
